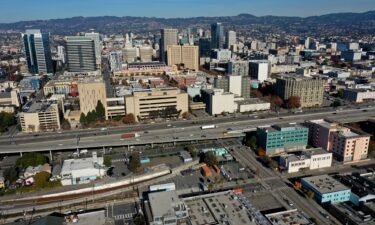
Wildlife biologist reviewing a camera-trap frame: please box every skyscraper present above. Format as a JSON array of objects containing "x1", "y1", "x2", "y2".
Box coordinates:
[
  {"x1": 160, "y1": 28, "x2": 178, "y2": 63},
  {"x1": 66, "y1": 36, "x2": 97, "y2": 72},
  {"x1": 22, "y1": 29, "x2": 53, "y2": 74},
  {"x1": 84, "y1": 32, "x2": 101, "y2": 67},
  {"x1": 211, "y1": 23, "x2": 224, "y2": 49},
  {"x1": 226, "y1": 31, "x2": 236, "y2": 49}
]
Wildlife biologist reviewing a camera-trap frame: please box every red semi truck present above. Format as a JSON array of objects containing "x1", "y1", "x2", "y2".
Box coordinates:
[{"x1": 121, "y1": 133, "x2": 140, "y2": 139}]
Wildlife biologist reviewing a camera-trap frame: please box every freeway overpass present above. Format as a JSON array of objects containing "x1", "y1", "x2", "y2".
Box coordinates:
[{"x1": 0, "y1": 107, "x2": 374, "y2": 154}]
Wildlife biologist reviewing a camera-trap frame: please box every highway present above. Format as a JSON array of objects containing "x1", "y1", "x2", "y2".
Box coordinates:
[{"x1": 0, "y1": 106, "x2": 374, "y2": 154}]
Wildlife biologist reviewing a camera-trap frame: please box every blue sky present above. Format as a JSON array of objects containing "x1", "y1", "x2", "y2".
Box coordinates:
[{"x1": 1, "y1": 0, "x2": 375, "y2": 23}]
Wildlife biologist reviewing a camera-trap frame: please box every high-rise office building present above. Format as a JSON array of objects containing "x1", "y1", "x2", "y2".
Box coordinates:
[
  {"x1": 211, "y1": 23, "x2": 224, "y2": 49},
  {"x1": 160, "y1": 29, "x2": 178, "y2": 62},
  {"x1": 199, "y1": 38, "x2": 211, "y2": 57},
  {"x1": 249, "y1": 60, "x2": 269, "y2": 82},
  {"x1": 226, "y1": 31, "x2": 236, "y2": 49},
  {"x1": 22, "y1": 29, "x2": 53, "y2": 74},
  {"x1": 109, "y1": 51, "x2": 123, "y2": 72},
  {"x1": 66, "y1": 36, "x2": 97, "y2": 72},
  {"x1": 84, "y1": 32, "x2": 101, "y2": 67},
  {"x1": 167, "y1": 45, "x2": 199, "y2": 71}
]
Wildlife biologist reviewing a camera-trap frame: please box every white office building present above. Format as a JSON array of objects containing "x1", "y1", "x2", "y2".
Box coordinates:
[
  {"x1": 249, "y1": 60, "x2": 269, "y2": 82},
  {"x1": 279, "y1": 148, "x2": 332, "y2": 173}
]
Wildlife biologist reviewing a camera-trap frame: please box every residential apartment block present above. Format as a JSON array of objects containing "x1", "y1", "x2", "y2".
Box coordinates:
[{"x1": 275, "y1": 75, "x2": 324, "y2": 107}]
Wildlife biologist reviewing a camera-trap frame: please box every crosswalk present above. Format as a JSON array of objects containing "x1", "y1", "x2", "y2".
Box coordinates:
[{"x1": 113, "y1": 213, "x2": 133, "y2": 220}]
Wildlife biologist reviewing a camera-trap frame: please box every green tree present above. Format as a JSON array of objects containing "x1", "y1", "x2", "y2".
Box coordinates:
[
  {"x1": 129, "y1": 152, "x2": 141, "y2": 172},
  {"x1": 3, "y1": 166, "x2": 18, "y2": 183},
  {"x1": 331, "y1": 100, "x2": 342, "y2": 108},
  {"x1": 95, "y1": 100, "x2": 106, "y2": 121},
  {"x1": 0, "y1": 112, "x2": 15, "y2": 132},
  {"x1": 337, "y1": 89, "x2": 344, "y2": 98},
  {"x1": 202, "y1": 152, "x2": 218, "y2": 167},
  {"x1": 86, "y1": 111, "x2": 96, "y2": 124},
  {"x1": 16, "y1": 153, "x2": 48, "y2": 168},
  {"x1": 133, "y1": 213, "x2": 145, "y2": 225},
  {"x1": 104, "y1": 155, "x2": 112, "y2": 167},
  {"x1": 34, "y1": 171, "x2": 50, "y2": 188},
  {"x1": 61, "y1": 118, "x2": 71, "y2": 130},
  {"x1": 79, "y1": 113, "x2": 87, "y2": 125},
  {"x1": 246, "y1": 136, "x2": 258, "y2": 150},
  {"x1": 187, "y1": 144, "x2": 198, "y2": 158}
]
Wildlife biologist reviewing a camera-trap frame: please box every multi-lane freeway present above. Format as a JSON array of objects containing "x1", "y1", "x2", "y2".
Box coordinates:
[{"x1": 0, "y1": 106, "x2": 374, "y2": 154}]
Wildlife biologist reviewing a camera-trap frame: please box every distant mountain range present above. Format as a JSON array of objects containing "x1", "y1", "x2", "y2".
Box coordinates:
[{"x1": 0, "y1": 11, "x2": 374, "y2": 37}]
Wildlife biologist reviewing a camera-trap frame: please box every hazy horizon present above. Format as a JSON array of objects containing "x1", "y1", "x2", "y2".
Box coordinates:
[{"x1": 0, "y1": 0, "x2": 374, "y2": 23}]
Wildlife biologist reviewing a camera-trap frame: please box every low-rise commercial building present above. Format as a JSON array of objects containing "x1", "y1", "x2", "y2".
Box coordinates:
[
  {"x1": 0, "y1": 89, "x2": 20, "y2": 113},
  {"x1": 265, "y1": 209, "x2": 313, "y2": 225},
  {"x1": 124, "y1": 87, "x2": 188, "y2": 121},
  {"x1": 279, "y1": 148, "x2": 332, "y2": 173},
  {"x1": 19, "y1": 102, "x2": 61, "y2": 133},
  {"x1": 145, "y1": 190, "x2": 188, "y2": 225},
  {"x1": 113, "y1": 62, "x2": 177, "y2": 77},
  {"x1": 301, "y1": 175, "x2": 351, "y2": 204},
  {"x1": 236, "y1": 98, "x2": 271, "y2": 113},
  {"x1": 343, "y1": 89, "x2": 375, "y2": 103},
  {"x1": 60, "y1": 152, "x2": 105, "y2": 186},
  {"x1": 257, "y1": 123, "x2": 309, "y2": 155}
]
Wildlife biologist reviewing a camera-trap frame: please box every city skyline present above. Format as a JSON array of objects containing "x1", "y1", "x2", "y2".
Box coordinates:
[{"x1": 0, "y1": 0, "x2": 374, "y2": 23}]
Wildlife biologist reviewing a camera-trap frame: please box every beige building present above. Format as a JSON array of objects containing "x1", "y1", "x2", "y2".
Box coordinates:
[
  {"x1": 19, "y1": 102, "x2": 61, "y2": 133},
  {"x1": 167, "y1": 45, "x2": 182, "y2": 67},
  {"x1": 331, "y1": 130, "x2": 370, "y2": 163},
  {"x1": 139, "y1": 46, "x2": 153, "y2": 62},
  {"x1": 0, "y1": 89, "x2": 20, "y2": 113},
  {"x1": 78, "y1": 79, "x2": 107, "y2": 118},
  {"x1": 276, "y1": 75, "x2": 324, "y2": 107},
  {"x1": 124, "y1": 87, "x2": 188, "y2": 121},
  {"x1": 160, "y1": 28, "x2": 178, "y2": 62},
  {"x1": 167, "y1": 45, "x2": 199, "y2": 71}
]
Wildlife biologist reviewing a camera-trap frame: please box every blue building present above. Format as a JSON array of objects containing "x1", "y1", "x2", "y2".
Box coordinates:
[
  {"x1": 22, "y1": 29, "x2": 53, "y2": 74},
  {"x1": 257, "y1": 123, "x2": 309, "y2": 155},
  {"x1": 301, "y1": 175, "x2": 351, "y2": 204},
  {"x1": 211, "y1": 23, "x2": 224, "y2": 49},
  {"x1": 199, "y1": 38, "x2": 211, "y2": 57}
]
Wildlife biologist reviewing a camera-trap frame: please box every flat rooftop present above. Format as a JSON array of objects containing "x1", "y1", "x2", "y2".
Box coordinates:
[
  {"x1": 61, "y1": 157, "x2": 103, "y2": 175},
  {"x1": 22, "y1": 102, "x2": 54, "y2": 113},
  {"x1": 265, "y1": 209, "x2": 312, "y2": 225},
  {"x1": 302, "y1": 175, "x2": 349, "y2": 194},
  {"x1": 66, "y1": 210, "x2": 107, "y2": 225},
  {"x1": 185, "y1": 191, "x2": 256, "y2": 225},
  {"x1": 148, "y1": 190, "x2": 184, "y2": 219}
]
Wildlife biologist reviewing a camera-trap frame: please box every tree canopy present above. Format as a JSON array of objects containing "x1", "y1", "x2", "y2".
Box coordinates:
[
  {"x1": 129, "y1": 152, "x2": 141, "y2": 172},
  {"x1": 0, "y1": 112, "x2": 15, "y2": 132},
  {"x1": 123, "y1": 113, "x2": 136, "y2": 124},
  {"x1": 16, "y1": 153, "x2": 48, "y2": 168},
  {"x1": 287, "y1": 96, "x2": 301, "y2": 109},
  {"x1": 202, "y1": 151, "x2": 218, "y2": 167}
]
